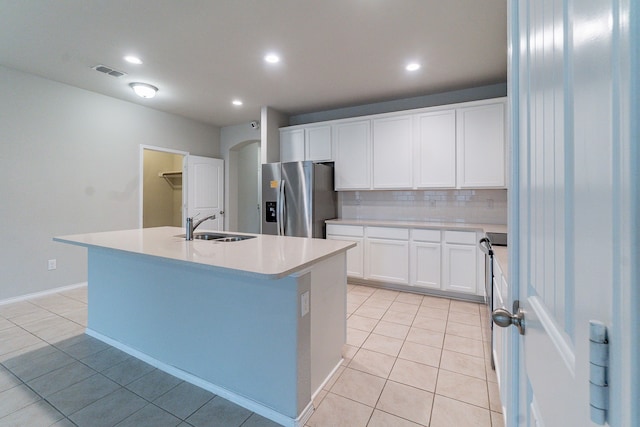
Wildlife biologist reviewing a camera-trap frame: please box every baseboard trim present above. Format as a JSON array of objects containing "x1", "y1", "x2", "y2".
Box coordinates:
[
  {"x1": 312, "y1": 359, "x2": 343, "y2": 401},
  {"x1": 86, "y1": 329, "x2": 313, "y2": 427},
  {"x1": 0, "y1": 282, "x2": 87, "y2": 306},
  {"x1": 347, "y1": 278, "x2": 485, "y2": 303}
]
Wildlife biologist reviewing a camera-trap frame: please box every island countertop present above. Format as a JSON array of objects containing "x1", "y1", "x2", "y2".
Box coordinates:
[{"x1": 54, "y1": 226, "x2": 355, "y2": 279}]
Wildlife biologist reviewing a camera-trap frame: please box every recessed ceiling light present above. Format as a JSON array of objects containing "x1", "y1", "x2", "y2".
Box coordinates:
[
  {"x1": 124, "y1": 55, "x2": 143, "y2": 65},
  {"x1": 406, "y1": 62, "x2": 421, "y2": 71},
  {"x1": 232, "y1": 99, "x2": 243, "y2": 106},
  {"x1": 264, "y1": 53, "x2": 280, "y2": 64},
  {"x1": 129, "y1": 82, "x2": 158, "y2": 98}
]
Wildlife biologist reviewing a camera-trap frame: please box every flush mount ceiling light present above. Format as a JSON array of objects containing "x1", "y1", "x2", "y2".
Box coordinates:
[
  {"x1": 232, "y1": 99, "x2": 243, "y2": 106},
  {"x1": 124, "y1": 55, "x2": 143, "y2": 65},
  {"x1": 406, "y1": 62, "x2": 421, "y2": 71},
  {"x1": 264, "y1": 53, "x2": 280, "y2": 64},
  {"x1": 129, "y1": 82, "x2": 158, "y2": 98}
]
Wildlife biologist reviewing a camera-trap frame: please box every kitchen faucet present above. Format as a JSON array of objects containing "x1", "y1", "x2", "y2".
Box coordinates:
[{"x1": 185, "y1": 214, "x2": 217, "y2": 240}]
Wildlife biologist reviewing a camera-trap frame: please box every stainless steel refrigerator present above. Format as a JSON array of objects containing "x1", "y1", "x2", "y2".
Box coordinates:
[{"x1": 261, "y1": 161, "x2": 337, "y2": 238}]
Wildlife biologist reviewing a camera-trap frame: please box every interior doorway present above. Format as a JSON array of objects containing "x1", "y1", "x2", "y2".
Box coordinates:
[{"x1": 140, "y1": 146, "x2": 187, "y2": 228}]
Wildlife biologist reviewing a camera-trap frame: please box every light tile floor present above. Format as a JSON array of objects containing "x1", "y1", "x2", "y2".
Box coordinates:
[
  {"x1": 0, "y1": 284, "x2": 503, "y2": 427},
  {"x1": 306, "y1": 284, "x2": 504, "y2": 427}
]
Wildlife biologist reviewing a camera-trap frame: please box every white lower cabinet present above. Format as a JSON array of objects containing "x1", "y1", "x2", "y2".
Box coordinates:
[
  {"x1": 492, "y1": 256, "x2": 509, "y2": 406},
  {"x1": 328, "y1": 224, "x2": 483, "y2": 297},
  {"x1": 326, "y1": 225, "x2": 364, "y2": 278},
  {"x1": 410, "y1": 229, "x2": 441, "y2": 289},
  {"x1": 332, "y1": 236, "x2": 364, "y2": 278},
  {"x1": 365, "y1": 227, "x2": 409, "y2": 284},
  {"x1": 442, "y1": 231, "x2": 478, "y2": 294},
  {"x1": 442, "y1": 244, "x2": 477, "y2": 293}
]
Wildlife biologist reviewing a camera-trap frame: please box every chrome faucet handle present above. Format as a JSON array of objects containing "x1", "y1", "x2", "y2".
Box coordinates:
[{"x1": 185, "y1": 217, "x2": 195, "y2": 241}]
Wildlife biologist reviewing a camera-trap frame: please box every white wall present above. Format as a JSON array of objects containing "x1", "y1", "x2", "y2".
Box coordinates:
[
  {"x1": 260, "y1": 106, "x2": 287, "y2": 164},
  {"x1": 0, "y1": 66, "x2": 220, "y2": 300}
]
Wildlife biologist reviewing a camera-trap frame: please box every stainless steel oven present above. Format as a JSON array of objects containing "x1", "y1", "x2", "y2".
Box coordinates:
[{"x1": 479, "y1": 232, "x2": 507, "y2": 370}]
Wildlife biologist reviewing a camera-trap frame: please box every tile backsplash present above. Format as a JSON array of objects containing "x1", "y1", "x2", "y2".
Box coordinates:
[{"x1": 338, "y1": 189, "x2": 508, "y2": 224}]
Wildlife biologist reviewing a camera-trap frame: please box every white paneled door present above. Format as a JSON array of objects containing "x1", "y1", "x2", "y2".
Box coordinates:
[
  {"x1": 508, "y1": 1, "x2": 637, "y2": 427},
  {"x1": 185, "y1": 155, "x2": 224, "y2": 231}
]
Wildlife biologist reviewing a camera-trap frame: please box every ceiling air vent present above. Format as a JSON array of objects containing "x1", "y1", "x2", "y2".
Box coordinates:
[{"x1": 92, "y1": 65, "x2": 127, "y2": 78}]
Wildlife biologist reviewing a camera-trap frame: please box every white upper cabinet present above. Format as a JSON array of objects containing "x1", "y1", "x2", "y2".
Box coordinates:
[
  {"x1": 280, "y1": 128, "x2": 305, "y2": 162},
  {"x1": 413, "y1": 110, "x2": 457, "y2": 188},
  {"x1": 280, "y1": 125, "x2": 332, "y2": 163},
  {"x1": 372, "y1": 115, "x2": 413, "y2": 189},
  {"x1": 305, "y1": 125, "x2": 332, "y2": 162},
  {"x1": 456, "y1": 101, "x2": 506, "y2": 188},
  {"x1": 282, "y1": 97, "x2": 506, "y2": 190},
  {"x1": 333, "y1": 120, "x2": 371, "y2": 190}
]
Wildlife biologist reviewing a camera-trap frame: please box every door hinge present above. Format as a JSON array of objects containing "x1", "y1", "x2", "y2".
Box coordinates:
[{"x1": 589, "y1": 320, "x2": 609, "y2": 424}]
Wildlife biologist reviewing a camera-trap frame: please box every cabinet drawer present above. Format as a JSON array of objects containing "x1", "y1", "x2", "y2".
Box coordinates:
[
  {"x1": 367, "y1": 227, "x2": 409, "y2": 240},
  {"x1": 411, "y1": 229, "x2": 441, "y2": 242},
  {"x1": 326, "y1": 224, "x2": 364, "y2": 237},
  {"x1": 444, "y1": 230, "x2": 477, "y2": 245}
]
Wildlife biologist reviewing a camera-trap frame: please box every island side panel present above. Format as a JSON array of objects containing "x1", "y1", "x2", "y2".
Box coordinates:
[
  {"x1": 87, "y1": 247, "x2": 309, "y2": 419},
  {"x1": 310, "y1": 253, "x2": 347, "y2": 393}
]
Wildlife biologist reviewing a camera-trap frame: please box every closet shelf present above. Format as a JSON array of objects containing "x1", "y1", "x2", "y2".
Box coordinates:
[{"x1": 159, "y1": 171, "x2": 182, "y2": 189}]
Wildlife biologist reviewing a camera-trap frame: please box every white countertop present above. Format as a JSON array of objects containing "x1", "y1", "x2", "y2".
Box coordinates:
[
  {"x1": 326, "y1": 218, "x2": 508, "y2": 234},
  {"x1": 54, "y1": 227, "x2": 355, "y2": 279}
]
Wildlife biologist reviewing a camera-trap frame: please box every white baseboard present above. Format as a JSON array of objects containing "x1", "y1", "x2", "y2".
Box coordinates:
[
  {"x1": 0, "y1": 282, "x2": 87, "y2": 306},
  {"x1": 312, "y1": 359, "x2": 343, "y2": 401},
  {"x1": 86, "y1": 329, "x2": 313, "y2": 427}
]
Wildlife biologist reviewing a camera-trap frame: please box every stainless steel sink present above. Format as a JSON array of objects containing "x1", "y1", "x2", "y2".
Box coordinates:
[
  {"x1": 196, "y1": 232, "x2": 255, "y2": 242},
  {"x1": 213, "y1": 236, "x2": 252, "y2": 242},
  {"x1": 193, "y1": 232, "x2": 227, "y2": 240},
  {"x1": 177, "y1": 232, "x2": 255, "y2": 242}
]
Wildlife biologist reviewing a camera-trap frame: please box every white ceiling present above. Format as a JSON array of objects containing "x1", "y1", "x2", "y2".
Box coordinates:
[{"x1": 0, "y1": 0, "x2": 507, "y2": 128}]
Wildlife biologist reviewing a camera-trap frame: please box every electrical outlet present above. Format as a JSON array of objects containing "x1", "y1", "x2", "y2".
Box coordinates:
[
  {"x1": 48, "y1": 259, "x2": 57, "y2": 270},
  {"x1": 300, "y1": 291, "x2": 310, "y2": 317}
]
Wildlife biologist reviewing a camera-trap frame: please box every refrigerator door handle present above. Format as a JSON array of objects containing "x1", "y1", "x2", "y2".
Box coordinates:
[
  {"x1": 277, "y1": 180, "x2": 286, "y2": 236},
  {"x1": 281, "y1": 180, "x2": 286, "y2": 235},
  {"x1": 276, "y1": 180, "x2": 281, "y2": 235}
]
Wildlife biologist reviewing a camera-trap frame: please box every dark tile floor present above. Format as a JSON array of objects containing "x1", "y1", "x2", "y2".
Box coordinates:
[
  {"x1": 0, "y1": 284, "x2": 503, "y2": 426},
  {"x1": 0, "y1": 286, "x2": 279, "y2": 427}
]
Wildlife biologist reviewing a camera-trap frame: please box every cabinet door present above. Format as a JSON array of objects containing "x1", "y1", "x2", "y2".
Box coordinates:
[
  {"x1": 414, "y1": 110, "x2": 456, "y2": 188},
  {"x1": 372, "y1": 115, "x2": 413, "y2": 188},
  {"x1": 334, "y1": 120, "x2": 371, "y2": 190},
  {"x1": 456, "y1": 101, "x2": 506, "y2": 188},
  {"x1": 280, "y1": 128, "x2": 305, "y2": 162},
  {"x1": 410, "y1": 241, "x2": 441, "y2": 289},
  {"x1": 365, "y1": 238, "x2": 409, "y2": 284},
  {"x1": 326, "y1": 235, "x2": 364, "y2": 278},
  {"x1": 305, "y1": 125, "x2": 332, "y2": 162},
  {"x1": 442, "y1": 243, "x2": 477, "y2": 293}
]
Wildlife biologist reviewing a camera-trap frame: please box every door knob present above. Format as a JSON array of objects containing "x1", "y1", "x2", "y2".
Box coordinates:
[
  {"x1": 492, "y1": 300, "x2": 525, "y2": 335},
  {"x1": 219, "y1": 211, "x2": 225, "y2": 215}
]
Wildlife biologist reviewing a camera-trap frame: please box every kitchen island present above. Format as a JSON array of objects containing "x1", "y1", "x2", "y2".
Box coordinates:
[{"x1": 54, "y1": 227, "x2": 354, "y2": 427}]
